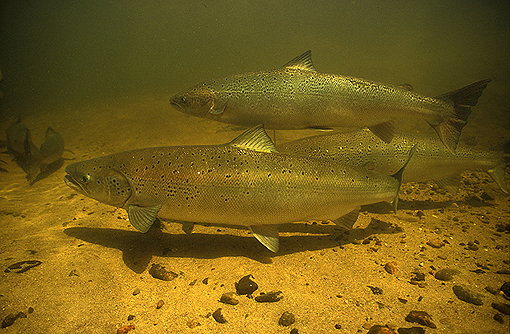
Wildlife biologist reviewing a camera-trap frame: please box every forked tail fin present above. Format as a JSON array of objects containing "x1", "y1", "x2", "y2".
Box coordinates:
[
  {"x1": 390, "y1": 145, "x2": 417, "y2": 214},
  {"x1": 429, "y1": 78, "x2": 492, "y2": 154}
]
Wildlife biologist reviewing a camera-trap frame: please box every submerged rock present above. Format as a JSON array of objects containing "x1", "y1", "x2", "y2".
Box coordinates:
[
  {"x1": 452, "y1": 285, "x2": 483, "y2": 305},
  {"x1": 235, "y1": 274, "x2": 258, "y2": 295},
  {"x1": 405, "y1": 310, "x2": 436, "y2": 328},
  {"x1": 435, "y1": 268, "x2": 460, "y2": 281},
  {"x1": 148, "y1": 263, "x2": 178, "y2": 281}
]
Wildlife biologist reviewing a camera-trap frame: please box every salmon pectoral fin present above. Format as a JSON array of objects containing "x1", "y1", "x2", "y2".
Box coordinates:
[
  {"x1": 332, "y1": 207, "x2": 361, "y2": 230},
  {"x1": 249, "y1": 225, "x2": 279, "y2": 253},
  {"x1": 431, "y1": 78, "x2": 492, "y2": 154},
  {"x1": 368, "y1": 121, "x2": 395, "y2": 144},
  {"x1": 127, "y1": 204, "x2": 162, "y2": 233}
]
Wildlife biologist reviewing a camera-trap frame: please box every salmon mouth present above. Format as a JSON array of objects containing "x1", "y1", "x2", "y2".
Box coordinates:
[{"x1": 64, "y1": 175, "x2": 88, "y2": 195}]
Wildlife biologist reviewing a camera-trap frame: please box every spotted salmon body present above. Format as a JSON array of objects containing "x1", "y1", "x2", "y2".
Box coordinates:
[
  {"x1": 279, "y1": 129, "x2": 509, "y2": 194},
  {"x1": 170, "y1": 50, "x2": 491, "y2": 154},
  {"x1": 64, "y1": 125, "x2": 415, "y2": 252}
]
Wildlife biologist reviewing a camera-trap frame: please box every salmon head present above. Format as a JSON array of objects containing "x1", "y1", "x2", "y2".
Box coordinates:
[
  {"x1": 170, "y1": 84, "x2": 227, "y2": 117},
  {"x1": 64, "y1": 159, "x2": 132, "y2": 208}
]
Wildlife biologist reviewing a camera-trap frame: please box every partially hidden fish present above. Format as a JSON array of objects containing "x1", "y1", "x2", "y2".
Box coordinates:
[
  {"x1": 64, "y1": 125, "x2": 415, "y2": 252},
  {"x1": 5, "y1": 118, "x2": 41, "y2": 182},
  {"x1": 279, "y1": 129, "x2": 509, "y2": 194},
  {"x1": 169, "y1": 50, "x2": 491, "y2": 154}
]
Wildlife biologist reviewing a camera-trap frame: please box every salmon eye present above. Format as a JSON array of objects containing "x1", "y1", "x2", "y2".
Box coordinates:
[
  {"x1": 179, "y1": 96, "x2": 187, "y2": 104},
  {"x1": 82, "y1": 174, "x2": 91, "y2": 183}
]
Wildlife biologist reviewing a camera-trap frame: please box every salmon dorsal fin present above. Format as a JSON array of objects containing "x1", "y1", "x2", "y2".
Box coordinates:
[
  {"x1": 228, "y1": 125, "x2": 278, "y2": 153},
  {"x1": 282, "y1": 50, "x2": 317, "y2": 72}
]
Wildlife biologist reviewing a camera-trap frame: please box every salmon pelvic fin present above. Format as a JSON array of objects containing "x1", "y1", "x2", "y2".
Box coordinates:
[{"x1": 429, "y1": 78, "x2": 492, "y2": 154}]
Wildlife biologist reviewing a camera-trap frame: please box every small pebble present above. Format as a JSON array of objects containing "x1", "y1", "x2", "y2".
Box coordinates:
[
  {"x1": 149, "y1": 263, "x2": 179, "y2": 281},
  {"x1": 27, "y1": 307, "x2": 34, "y2": 314},
  {"x1": 212, "y1": 308, "x2": 227, "y2": 323},
  {"x1": 405, "y1": 310, "x2": 436, "y2": 328},
  {"x1": 220, "y1": 292, "x2": 239, "y2": 305},
  {"x1": 290, "y1": 328, "x2": 299, "y2": 334},
  {"x1": 235, "y1": 274, "x2": 258, "y2": 295},
  {"x1": 186, "y1": 319, "x2": 201, "y2": 328},
  {"x1": 426, "y1": 239, "x2": 445, "y2": 248},
  {"x1": 434, "y1": 268, "x2": 460, "y2": 281},
  {"x1": 116, "y1": 325, "x2": 135, "y2": 334},
  {"x1": 156, "y1": 300, "x2": 164, "y2": 309},
  {"x1": 501, "y1": 282, "x2": 510, "y2": 298},
  {"x1": 367, "y1": 325, "x2": 395, "y2": 333},
  {"x1": 384, "y1": 261, "x2": 398, "y2": 274},
  {"x1": 255, "y1": 291, "x2": 283, "y2": 303},
  {"x1": 132, "y1": 288, "x2": 140, "y2": 296},
  {"x1": 334, "y1": 323, "x2": 342, "y2": 329},
  {"x1": 467, "y1": 241, "x2": 479, "y2": 251},
  {"x1": 127, "y1": 315, "x2": 135, "y2": 321},
  {"x1": 368, "y1": 286, "x2": 383, "y2": 295},
  {"x1": 491, "y1": 303, "x2": 510, "y2": 315},
  {"x1": 397, "y1": 327, "x2": 425, "y2": 334},
  {"x1": 485, "y1": 286, "x2": 499, "y2": 295},
  {"x1": 202, "y1": 277, "x2": 209, "y2": 284},
  {"x1": 279, "y1": 311, "x2": 295, "y2": 326},
  {"x1": 452, "y1": 285, "x2": 483, "y2": 305},
  {"x1": 496, "y1": 269, "x2": 510, "y2": 275},
  {"x1": 493, "y1": 313, "x2": 504, "y2": 324}
]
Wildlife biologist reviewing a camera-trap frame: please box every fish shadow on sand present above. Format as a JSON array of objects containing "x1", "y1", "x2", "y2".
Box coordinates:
[{"x1": 64, "y1": 218, "x2": 400, "y2": 273}]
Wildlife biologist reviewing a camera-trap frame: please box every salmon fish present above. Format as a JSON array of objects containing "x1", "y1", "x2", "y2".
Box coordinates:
[
  {"x1": 169, "y1": 50, "x2": 491, "y2": 154},
  {"x1": 279, "y1": 129, "x2": 509, "y2": 194},
  {"x1": 64, "y1": 125, "x2": 415, "y2": 252}
]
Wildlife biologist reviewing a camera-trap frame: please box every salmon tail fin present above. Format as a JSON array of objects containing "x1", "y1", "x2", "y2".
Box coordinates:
[
  {"x1": 390, "y1": 144, "x2": 417, "y2": 214},
  {"x1": 429, "y1": 78, "x2": 492, "y2": 154}
]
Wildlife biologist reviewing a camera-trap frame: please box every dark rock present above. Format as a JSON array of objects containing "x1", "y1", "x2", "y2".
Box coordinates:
[
  {"x1": 255, "y1": 291, "x2": 283, "y2": 303},
  {"x1": 202, "y1": 277, "x2": 209, "y2": 284},
  {"x1": 334, "y1": 323, "x2": 342, "y2": 329},
  {"x1": 367, "y1": 325, "x2": 396, "y2": 333},
  {"x1": 132, "y1": 288, "x2": 140, "y2": 296},
  {"x1": 501, "y1": 282, "x2": 510, "y2": 297},
  {"x1": 491, "y1": 303, "x2": 510, "y2": 315},
  {"x1": 127, "y1": 315, "x2": 135, "y2": 321},
  {"x1": 212, "y1": 308, "x2": 227, "y2": 323},
  {"x1": 27, "y1": 307, "x2": 34, "y2": 314},
  {"x1": 278, "y1": 311, "x2": 295, "y2": 326},
  {"x1": 405, "y1": 310, "x2": 436, "y2": 328},
  {"x1": 493, "y1": 313, "x2": 504, "y2": 324},
  {"x1": 411, "y1": 272, "x2": 425, "y2": 281},
  {"x1": 435, "y1": 268, "x2": 460, "y2": 281},
  {"x1": 398, "y1": 298, "x2": 408, "y2": 304},
  {"x1": 368, "y1": 286, "x2": 383, "y2": 295},
  {"x1": 1, "y1": 314, "x2": 17, "y2": 328},
  {"x1": 384, "y1": 261, "x2": 398, "y2": 274},
  {"x1": 485, "y1": 286, "x2": 499, "y2": 294},
  {"x1": 452, "y1": 285, "x2": 483, "y2": 305},
  {"x1": 397, "y1": 327, "x2": 425, "y2": 334},
  {"x1": 496, "y1": 269, "x2": 510, "y2": 275},
  {"x1": 467, "y1": 241, "x2": 479, "y2": 251},
  {"x1": 68, "y1": 269, "x2": 79, "y2": 277},
  {"x1": 220, "y1": 292, "x2": 239, "y2": 305},
  {"x1": 290, "y1": 328, "x2": 299, "y2": 334},
  {"x1": 149, "y1": 263, "x2": 178, "y2": 281},
  {"x1": 235, "y1": 274, "x2": 258, "y2": 295}
]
